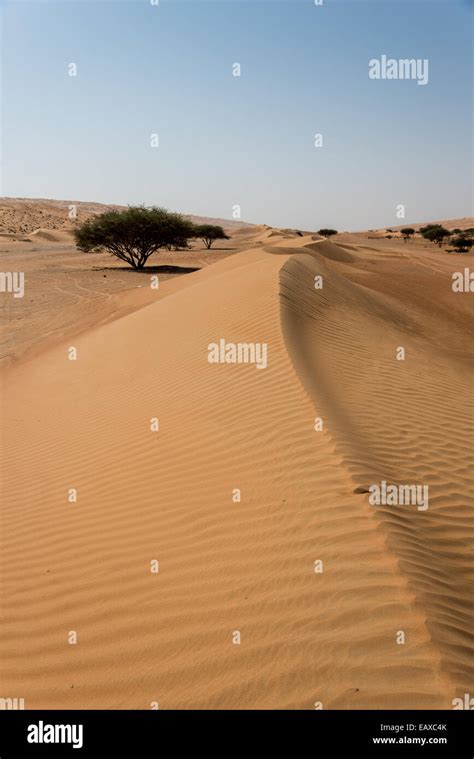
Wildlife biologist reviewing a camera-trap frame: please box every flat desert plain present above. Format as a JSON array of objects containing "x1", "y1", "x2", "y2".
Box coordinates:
[{"x1": 1, "y1": 202, "x2": 473, "y2": 709}]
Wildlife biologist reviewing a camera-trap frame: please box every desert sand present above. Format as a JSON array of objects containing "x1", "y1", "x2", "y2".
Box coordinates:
[{"x1": 0, "y1": 206, "x2": 473, "y2": 709}]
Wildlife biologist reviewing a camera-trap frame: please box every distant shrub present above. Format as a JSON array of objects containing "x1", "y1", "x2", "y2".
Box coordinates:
[
  {"x1": 74, "y1": 206, "x2": 195, "y2": 269},
  {"x1": 317, "y1": 229, "x2": 338, "y2": 238},
  {"x1": 400, "y1": 227, "x2": 415, "y2": 241},
  {"x1": 451, "y1": 234, "x2": 473, "y2": 253}
]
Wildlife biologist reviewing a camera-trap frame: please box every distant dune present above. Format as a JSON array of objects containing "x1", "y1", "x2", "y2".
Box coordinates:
[
  {"x1": 1, "y1": 198, "x2": 471, "y2": 245},
  {"x1": 362, "y1": 217, "x2": 474, "y2": 236},
  {"x1": 389, "y1": 217, "x2": 474, "y2": 232},
  {"x1": 1, "y1": 220, "x2": 472, "y2": 709},
  {"x1": 0, "y1": 197, "x2": 254, "y2": 240}
]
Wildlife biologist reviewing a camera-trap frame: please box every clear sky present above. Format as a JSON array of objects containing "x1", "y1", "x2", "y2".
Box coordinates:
[{"x1": 1, "y1": 0, "x2": 472, "y2": 230}]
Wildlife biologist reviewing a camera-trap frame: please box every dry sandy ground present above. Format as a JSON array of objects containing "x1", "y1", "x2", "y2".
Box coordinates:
[
  {"x1": 0, "y1": 221, "x2": 473, "y2": 709},
  {"x1": 0, "y1": 234, "x2": 253, "y2": 367}
]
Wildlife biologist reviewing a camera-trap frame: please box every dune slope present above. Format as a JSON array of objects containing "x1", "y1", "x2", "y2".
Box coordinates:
[
  {"x1": 1, "y1": 236, "x2": 471, "y2": 708},
  {"x1": 280, "y1": 240, "x2": 474, "y2": 697}
]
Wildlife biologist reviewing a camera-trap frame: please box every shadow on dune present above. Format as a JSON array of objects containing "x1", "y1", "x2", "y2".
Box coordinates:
[{"x1": 279, "y1": 247, "x2": 474, "y2": 695}]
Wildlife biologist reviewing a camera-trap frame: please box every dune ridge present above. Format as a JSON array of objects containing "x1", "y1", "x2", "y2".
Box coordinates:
[
  {"x1": 1, "y1": 232, "x2": 472, "y2": 708},
  {"x1": 280, "y1": 240, "x2": 474, "y2": 697}
]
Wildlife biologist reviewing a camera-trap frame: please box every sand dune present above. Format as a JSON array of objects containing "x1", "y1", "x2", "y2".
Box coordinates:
[
  {"x1": 0, "y1": 226, "x2": 258, "y2": 367},
  {"x1": 27, "y1": 228, "x2": 76, "y2": 244},
  {"x1": 280, "y1": 240, "x2": 474, "y2": 697},
  {"x1": 1, "y1": 227, "x2": 472, "y2": 709},
  {"x1": 0, "y1": 197, "x2": 253, "y2": 238}
]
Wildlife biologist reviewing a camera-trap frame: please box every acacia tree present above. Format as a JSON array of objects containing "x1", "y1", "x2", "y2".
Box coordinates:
[
  {"x1": 451, "y1": 234, "x2": 473, "y2": 253},
  {"x1": 317, "y1": 228, "x2": 338, "y2": 238},
  {"x1": 420, "y1": 224, "x2": 450, "y2": 247},
  {"x1": 74, "y1": 206, "x2": 196, "y2": 269},
  {"x1": 194, "y1": 224, "x2": 230, "y2": 249},
  {"x1": 400, "y1": 227, "x2": 415, "y2": 241},
  {"x1": 164, "y1": 236, "x2": 191, "y2": 251}
]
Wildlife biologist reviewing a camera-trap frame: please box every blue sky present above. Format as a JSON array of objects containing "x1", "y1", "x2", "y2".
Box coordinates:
[{"x1": 1, "y1": 0, "x2": 472, "y2": 230}]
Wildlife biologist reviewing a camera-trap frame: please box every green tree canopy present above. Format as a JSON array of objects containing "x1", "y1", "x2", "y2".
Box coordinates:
[
  {"x1": 74, "y1": 206, "x2": 196, "y2": 269},
  {"x1": 194, "y1": 224, "x2": 230, "y2": 249},
  {"x1": 451, "y1": 234, "x2": 473, "y2": 253},
  {"x1": 419, "y1": 224, "x2": 450, "y2": 246},
  {"x1": 317, "y1": 229, "x2": 338, "y2": 238}
]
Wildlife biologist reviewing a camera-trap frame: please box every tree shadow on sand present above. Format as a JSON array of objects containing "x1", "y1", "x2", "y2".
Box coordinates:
[{"x1": 92, "y1": 265, "x2": 201, "y2": 274}]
